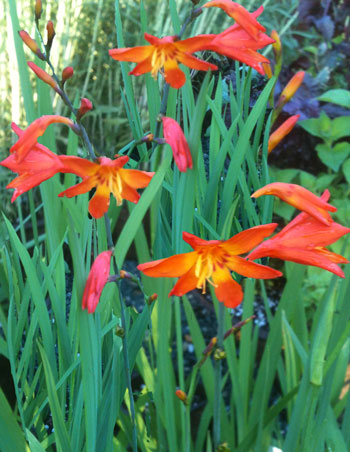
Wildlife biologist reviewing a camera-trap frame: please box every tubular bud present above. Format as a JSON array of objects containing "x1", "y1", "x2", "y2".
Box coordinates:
[
  {"x1": 46, "y1": 21, "x2": 55, "y2": 48},
  {"x1": 147, "y1": 293, "x2": 158, "y2": 305},
  {"x1": 271, "y1": 30, "x2": 281, "y2": 61},
  {"x1": 27, "y1": 62, "x2": 58, "y2": 92},
  {"x1": 175, "y1": 389, "x2": 188, "y2": 405},
  {"x1": 268, "y1": 115, "x2": 300, "y2": 154},
  {"x1": 277, "y1": 71, "x2": 305, "y2": 108},
  {"x1": 35, "y1": 0, "x2": 42, "y2": 21},
  {"x1": 18, "y1": 31, "x2": 45, "y2": 60}
]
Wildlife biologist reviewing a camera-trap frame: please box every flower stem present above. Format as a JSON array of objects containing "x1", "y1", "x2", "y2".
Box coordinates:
[
  {"x1": 213, "y1": 302, "x2": 225, "y2": 447},
  {"x1": 105, "y1": 214, "x2": 138, "y2": 452}
]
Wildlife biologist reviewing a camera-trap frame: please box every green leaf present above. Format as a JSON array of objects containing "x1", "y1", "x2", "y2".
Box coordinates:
[
  {"x1": 299, "y1": 111, "x2": 331, "y2": 139},
  {"x1": 317, "y1": 89, "x2": 350, "y2": 109},
  {"x1": 330, "y1": 116, "x2": 350, "y2": 142},
  {"x1": 316, "y1": 142, "x2": 350, "y2": 172},
  {"x1": 0, "y1": 388, "x2": 27, "y2": 452},
  {"x1": 342, "y1": 158, "x2": 350, "y2": 183}
]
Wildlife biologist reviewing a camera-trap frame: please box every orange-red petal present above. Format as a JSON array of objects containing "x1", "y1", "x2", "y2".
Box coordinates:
[
  {"x1": 221, "y1": 223, "x2": 278, "y2": 255},
  {"x1": 169, "y1": 265, "x2": 198, "y2": 297},
  {"x1": 137, "y1": 252, "x2": 198, "y2": 278},
  {"x1": 227, "y1": 255, "x2": 282, "y2": 279},
  {"x1": 251, "y1": 183, "x2": 336, "y2": 225},
  {"x1": 212, "y1": 266, "x2": 243, "y2": 308}
]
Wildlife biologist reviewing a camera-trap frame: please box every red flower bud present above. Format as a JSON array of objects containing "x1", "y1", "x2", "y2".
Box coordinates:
[
  {"x1": 175, "y1": 390, "x2": 188, "y2": 405},
  {"x1": 62, "y1": 66, "x2": 74, "y2": 83},
  {"x1": 46, "y1": 21, "x2": 55, "y2": 47},
  {"x1": 77, "y1": 98, "x2": 93, "y2": 120},
  {"x1": 147, "y1": 293, "x2": 158, "y2": 305}
]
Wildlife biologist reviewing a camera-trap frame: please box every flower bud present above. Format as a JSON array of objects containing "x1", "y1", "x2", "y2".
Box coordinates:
[
  {"x1": 18, "y1": 31, "x2": 45, "y2": 60},
  {"x1": 213, "y1": 347, "x2": 226, "y2": 361},
  {"x1": 147, "y1": 293, "x2": 158, "y2": 305},
  {"x1": 271, "y1": 30, "x2": 281, "y2": 61},
  {"x1": 175, "y1": 389, "x2": 188, "y2": 405},
  {"x1": 203, "y1": 336, "x2": 217, "y2": 356},
  {"x1": 116, "y1": 325, "x2": 125, "y2": 337},
  {"x1": 119, "y1": 269, "x2": 131, "y2": 279},
  {"x1": 77, "y1": 98, "x2": 93, "y2": 120},
  {"x1": 277, "y1": 71, "x2": 305, "y2": 107},
  {"x1": 141, "y1": 133, "x2": 154, "y2": 143},
  {"x1": 262, "y1": 62, "x2": 272, "y2": 79},
  {"x1": 62, "y1": 66, "x2": 74, "y2": 84},
  {"x1": 268, "y1": 115, "x2": 300, "y2": 154},
  {"x1": 46, "y1": 21, "x2": 55, "y2": 48},
  {"x1": 35, "y1": 0, "x2": 42, "y2": 21},
  {"x1": 27, "y1": 62, "x2": 59, "y2": 92}
]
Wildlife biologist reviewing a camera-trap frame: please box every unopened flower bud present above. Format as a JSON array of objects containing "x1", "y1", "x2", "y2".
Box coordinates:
[
  {"x1": 119, "y1": 270, "x2": 131, "y2": 279},
  {"x1": 27, "y1": 61, "x2": 59, "y2": 92},
  {"x1": 18, "y1": 31, "x2": 45, "y2": 60},
  {"x1": 46, "y1": 21, "x2": 55, "y2": 48},
  {"x1": 116, "y1": 325, "x2": 125, "y2": 337},
  {"x1": 147, "y1": 293, "x2": 158, "y2": 305},
  {"x1": 77, "y1": 98, "x2": 93, "y2": 120},
  {"x1": 203, "y1": 336, "x2": 217, "y2": 356},
  {"x1": 141, "y1": 133, "x2": 154, "y2": 143},
  {"x1": 268, "y1": 115, "x2": 300, "y2": 154},
  {"x1": 271, "y1": 30, "x2": 281, "y2": 61},
  {"x1": 262, "y1": 62, "x2": 272, "y2": 79},
  {"x1": 213, "y1": 347, "x2": 226, "y2": 361},
  {"x1": 62, "y1": 66, "x2": 74, "y2": 84},
  {"x1": 175, "y1": 389, "x2": 188, "y2": 405},
  {"x1": 35, "y1": 0, "x2": 42, "y2": 21},
  {"x1": 277, "y1": 71, "x2": 305, "y2": 108},
  {"x1": 217, "y1": 441, "x2": 230, "y2": 452}
]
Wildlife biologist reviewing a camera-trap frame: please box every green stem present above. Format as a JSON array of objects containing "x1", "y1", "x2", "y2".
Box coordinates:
[
  {"x1": 104, "y1": 214, "x2": 138, "y2": 452},
  {"x1": 213, "y1": 303, "x2": 225, "y2": 448}
]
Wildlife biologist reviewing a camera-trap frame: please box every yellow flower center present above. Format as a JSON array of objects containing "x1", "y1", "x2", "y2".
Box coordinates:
[
  {"x1": 194, "y1": 246, "x2": 229, "y2": 294},
  {"x1": 95, "y1": 166, "x2": 123, "y2": 205},
  {"x1": 151, "y1": 44, "x2": 178, "y2": 79}
]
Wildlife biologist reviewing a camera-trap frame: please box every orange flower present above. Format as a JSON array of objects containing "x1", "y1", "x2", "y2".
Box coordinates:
[
  {"x1": 58, "y1": 155, "x2": 154, "y2": 218},
  {"x1": 203, "y1": 0, "x2": 266, "y2": 40},
  {"x1": 251, "y1": 183, "x2": 337, "y2": 225},
  {"x1": 137, "y1": 225, "x2": 282, "y2": 308},
  {"x1": 10, "y1": 115, "x2": 75, "y2": 162},
  {"x1": 1, "y1": 123, "x2": 65, "y2": 201},
  {"x1": 203, "y1": 7, "x2": 274, "y2": 75},
  {"x1": 162, "y1": 116, "x2": 192, "y2": 172},
  {"x1": 268, "y1": 115, "x2": 300, "y2": 153},
  {"x1": 109, "y1": 33, "x2": 217, "y2": 89},
  {"x1": 82, "y1": 250, "x2": 113, "y2": 313},
  {"x1": 248, "y1": 191, "x2": 350, "y2": 277}
]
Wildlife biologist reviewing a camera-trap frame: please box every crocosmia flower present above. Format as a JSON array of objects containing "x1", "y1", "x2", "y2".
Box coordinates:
[
  {"x1": 162, "y1": 116, "x2": 192, "y2": 172},
  {"x1": 252, "y1": 183, "x2": 337, "y2": 225},
  {"x1": 109, "y1": 33, "x2": 217, "y2": 89},
  {"x1": 203, "y1": 0, "x2": 266, "y2": 40},
  {"x1": 58, "y1": 155, "x2": 154, "y2": 218},
  {"x1": 248, "y1": 191, "x2": 350, "y2": 277},
  {"x1": 10, "y1": 115, "x2": 75, "y2": 162},
  {"x1": 1, "y1": 123, "x2": 65, "y2": 201},
  {"x1": 82, "y1": 250, "x2": 113, "y2": 313},
  {"x1": 138, "y1": 225, "x2": 282, "y2": 308},
  {"x1": 203, "y1": 7, "x2": 274, "y2": 75}
]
